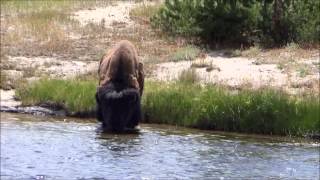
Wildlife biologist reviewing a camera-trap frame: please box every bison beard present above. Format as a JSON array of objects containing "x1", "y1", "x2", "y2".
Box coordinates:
[
  {"x1": 96, "y1": 81, "x2": 142, "y2": 132},
  {"x1": 96, "y1": 40, "x2": 144, "y2": 132}
]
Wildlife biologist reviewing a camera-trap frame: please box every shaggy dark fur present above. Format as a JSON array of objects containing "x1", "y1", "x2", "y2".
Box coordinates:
[
  {"x1": 96, "y1": 40, "x2": 144, "y2": 133},
  {"x1": 96, "y1": 81, "x2": 142, "y2": 132}
]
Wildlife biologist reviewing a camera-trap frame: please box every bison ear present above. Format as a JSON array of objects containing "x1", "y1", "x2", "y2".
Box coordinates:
[
  {"x1": 138, "y1": 62, "x2": 143, "y2": 69},
  {"x1": 129, "y1": 75, "x2": 139, "y2": 89}
]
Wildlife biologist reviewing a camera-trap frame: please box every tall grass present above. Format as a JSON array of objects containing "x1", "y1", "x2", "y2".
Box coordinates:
[
  {"x1": 142, "y1": 81, "x2": 319, "y2": 136},
  {"x1": 16, "y1": 79, "x2": 319, "y2": 136},
  {"x1": 16, "y1": 79, "x2": 96, "y2": 114}
]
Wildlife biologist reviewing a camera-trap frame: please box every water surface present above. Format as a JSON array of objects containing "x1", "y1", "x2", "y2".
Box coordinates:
[{"x1": 1, "y1": 112, "x2": 319, "y2": 179}]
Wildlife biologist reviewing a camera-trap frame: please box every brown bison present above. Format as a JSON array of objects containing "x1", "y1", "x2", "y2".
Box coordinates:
[
  {"x1": 96, "y1": 40, "x2": 144, "y2": 132},
  {"x1": 98, "y1": 40, "x2": 144, "y2": 95}
]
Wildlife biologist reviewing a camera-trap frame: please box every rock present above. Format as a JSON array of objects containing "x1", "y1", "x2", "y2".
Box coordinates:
[
  {"x1": 0, "y1": 89, "x2": 21, "y2": 107},
  {"x1": 1, "y1": 105, "x2": 66, "y2": 116},
  {"x1": 0, "y1": 89, "x2": 66, "y2": 116}
]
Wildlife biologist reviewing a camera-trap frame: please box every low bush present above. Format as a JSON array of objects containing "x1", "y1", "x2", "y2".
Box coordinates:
[{"x1": 151, "y1": 0, "x2": 320, "y2": 46}]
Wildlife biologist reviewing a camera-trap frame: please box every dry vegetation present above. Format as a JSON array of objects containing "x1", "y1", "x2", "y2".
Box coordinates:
[
  {"x1": 241, "y1": 44, "x2": 319, "y2": 74},
  {"x1": 1, "y1": 1, "x2": 106, "y2": 57},
  {"x1": 1, "y1": 0, "x2": 172, "y2": 58},
  {"x1": 0, "y1": 0, "x2": 319, "y2": 94},
  {"x1": 0, "y1": 0, "x2": 185, "y2": 80}
]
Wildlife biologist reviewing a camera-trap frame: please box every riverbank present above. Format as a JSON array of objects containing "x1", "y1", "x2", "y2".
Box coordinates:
[
  {"x1": 1, "y1": 0, "x2": 319, "y2": 139},
  {"x1": 7, "y1": 78, "x2": 318, "y2": 138}
]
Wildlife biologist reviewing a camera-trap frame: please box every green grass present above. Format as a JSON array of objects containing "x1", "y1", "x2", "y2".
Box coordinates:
[
  {"x1": 168, "y1": 46, "x2": 201, "y2": 62},
  {"x1": 143, "y1": 82, "x2": 319, "y2": 136},
  {"x1": 16, "y1": 78, "x2": 97, "y2": 114},
  {"x1": 16, "y1": 78, "x2": 320, "y2": 137}
]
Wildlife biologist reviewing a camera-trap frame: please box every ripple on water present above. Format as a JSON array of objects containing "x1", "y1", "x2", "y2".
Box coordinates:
[{"x1": 1, "y1": 112, "x2": 319, "y2": 179}]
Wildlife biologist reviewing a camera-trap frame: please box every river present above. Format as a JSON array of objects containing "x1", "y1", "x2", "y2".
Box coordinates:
[{"x1": 1, "y1": 112, "x2": 319, "y2": 179}]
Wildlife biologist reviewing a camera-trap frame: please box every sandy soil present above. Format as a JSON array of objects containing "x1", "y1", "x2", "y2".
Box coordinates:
[
  {"x1": 72, "y1": 1, "x2": 136, "y2": 28},
  {"x1": 0, "y1": 90, "x2": 21, "y2": 107},
  {"x1": 3, "y1": 56, "x2": 98, "y2": 79},
  {"x1": 152, "y1": 53, "x2": 319, "y2": 92},
  {"x1": 153, "y1": 56, "x2": 287, "y2": 87}
]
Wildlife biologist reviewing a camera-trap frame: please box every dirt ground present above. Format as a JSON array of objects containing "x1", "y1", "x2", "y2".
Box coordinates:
[
  {"x1": 1, "y1": 0, "x2": 319, "y2": 108},
  {"x1": 153, "y1": 51, "x2": 319, "y2": 94},
  {"x1": 1, "y1": 1, "x2": 176, "y2": 86}
]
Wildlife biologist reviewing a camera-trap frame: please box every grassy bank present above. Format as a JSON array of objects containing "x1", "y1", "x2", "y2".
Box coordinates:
[
  {"x1": 143, "y1": 82, "x2": 319, "y2": 137},
  {"x1": 16, "y1": 79, "x2": 319, "y2": 137},
  {"x1": 16, "y1": 79, "x2": 96, "y2": 114}
]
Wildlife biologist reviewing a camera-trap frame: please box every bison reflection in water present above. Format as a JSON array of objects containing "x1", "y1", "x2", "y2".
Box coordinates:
[{"x1": 96, "y1": 40, "x2": 144, "y2": 133}]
